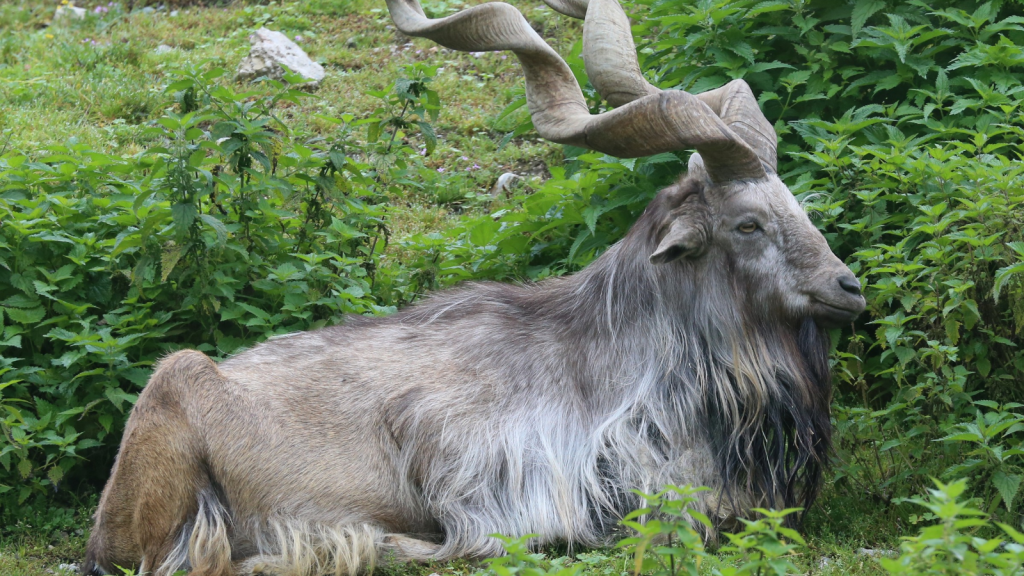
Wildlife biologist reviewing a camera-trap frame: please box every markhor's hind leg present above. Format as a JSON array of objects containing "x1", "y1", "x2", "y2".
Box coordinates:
[
  {"x1": 84, "y1": 351, "x2": 231, "y2": 576},
  {"x1": 381, "y1": 534, "x2": 443, "y2": 562}
]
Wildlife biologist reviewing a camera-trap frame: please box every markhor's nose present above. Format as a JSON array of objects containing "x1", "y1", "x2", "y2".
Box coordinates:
[{"x1": 838, "y1": 275, "x2": 862, "y2": 295}]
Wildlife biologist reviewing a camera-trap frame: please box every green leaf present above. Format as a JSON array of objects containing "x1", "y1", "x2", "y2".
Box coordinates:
[
  {"x1": 188, "y1": 149, "x2": 206, "y2": 168},
  {"x1": 199, "y1": 214, "x2": 228, "y2": 246},
  {"x1": 164, "y1": 79, "x2": 195, "y2": 93},
  {"x1": 643, "y1": 153, "x2": 682, "y2": 166},
  {"x1": 993, "y1": 262, "x2": 1024, "y2": 302},
  {"x1": 426, "y1": 89, "x2": 440, "y2": 122},
  {"x1": 416, "y1": 121, "x2": 437, "y2": 156},
  {"x1": 852, "y1": 0, "x2": 885, "y2": 38},
  {"x1": 494, "y1": 94, "x2": 527, "y2": 123},
  {"x1": 47, "y1": 465, "x2": 64, "y2": 488},
  {"x1": 161, "y1": 245, "x2": 185, "y2": 282},
  {"x1": 105, "y1": 388, "x2": 138, "y2": 413},
  {"x1": 992, "y1": 470, "x2": 1021, "y2": 512},
  {"x1": 894, "y1": 346, "x2": 915, "y2": 366},
  {"x1": 5, "y1": 306, "x2": 45, "y2": 324},
  {"x1": 879, "y1": 439, "x2": 902, "y2": 452},
  {"x1": 211, "y1": 121, "x2": 237, "y2": 139},
  {"x1": 17, "y1": 459, "x2": 31, "y2": 479},
  {"x1": 2, "y1": 294, "x2": 41, "y2": 308},
  {"x1": 567, "y1": 229, "x2": 592, "y2": 265},
  {"x1": 977, "y1": 356, "x2": 991, "y2": 377},
  {"x1": 328, "y1": 150, "x2": 347, "y2": 171},
  {"x1": 945, "y1": 320, "x2": 960, "y2": 345},
  {"x1": 171, "y1": 202, "x2": 199, "y2": 231},
  {"x1": 366, "y1": 121, "x2": 381, "y2": 143}
]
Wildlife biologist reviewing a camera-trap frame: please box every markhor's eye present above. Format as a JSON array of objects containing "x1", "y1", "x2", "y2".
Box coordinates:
[{"x1": 738, "y1": 222, "x2": 759, "y2": 233}]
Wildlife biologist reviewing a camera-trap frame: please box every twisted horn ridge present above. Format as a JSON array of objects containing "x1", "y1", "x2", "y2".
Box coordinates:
[
  {"x1": 538, "y1": 0, "x2": 588, "y2": 18},
  {"x1": 565, "y1": 0, "x2": 778, "y2": 174},
  {"x1": 384, "y1": 0, "x2": 767, "y2": 182},
  {"x1": 579, "y1": 0, "x2": 657, "y2": 106}
]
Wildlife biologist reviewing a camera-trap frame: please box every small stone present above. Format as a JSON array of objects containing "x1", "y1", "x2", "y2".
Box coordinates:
[
  {"x1": 154, "y1": 44, "x2": 174, "y2": 54},
  {"x1": 856, "y1": 548, "x2": 896, "y2": 558},
  {"x1": 236, "y1": 28, "x2": 325, "y2": 86},
  {"x1": 141, "y1": 6, "x2": 155, "y2": 13},
  {"x1": 491, "y1": 172, "x2": 522, "y2": 196},
  {"x1": 54, "y1": 5, "x2": 87, "y2": 21},
  {"x1": 169, "y1": 10, "x2": 179, "y2": 17},
  {"x1": 58, "y1": 563, "x2": 79, "y2": 573}
]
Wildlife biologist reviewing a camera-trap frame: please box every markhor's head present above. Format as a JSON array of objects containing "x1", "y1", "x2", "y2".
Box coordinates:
[{"x1": 644, "y1": 157, "x2": 865, "y2": 329}]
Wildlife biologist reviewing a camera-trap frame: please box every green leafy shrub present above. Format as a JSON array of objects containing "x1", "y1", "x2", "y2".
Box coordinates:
[
  {"x1": 881, "y1": 478, "x2": 1024, "y2": 575},
  {"x1": 0, "y1": 65, "x2": 396, "y2": 515},
  {"x1": 798, "y1": 102, "x2": 1024, "y2": 509},
  {"x1": 619, "y1": 485, "x2": 711, "y2": 576},
  {"x1": 478, "y1": 535, "x2": 584, "y2": 576},
  {"x1": 939, "y1": 402, "x2": 1024, "y2": 514},
  {"x1": 482, "y1": 486, "x2": 810, "y2": 576},
  {"x1": 712, "y1": 509, "x2": 807, "y2": 576},
  {"x1": 613, "y1": 482, "x2": 1021, "y2": 575}
]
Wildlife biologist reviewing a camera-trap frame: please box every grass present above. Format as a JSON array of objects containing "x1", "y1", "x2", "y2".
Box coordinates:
[
  {"x1": 0, "y1": 0, "x2": 564, "y2": 260},
  {"x1": 0, "y1": 485, "x2": 902, "y2": 575},
  {"x1": 1, "y1": 0, "x2": 912, "y2": 574}
]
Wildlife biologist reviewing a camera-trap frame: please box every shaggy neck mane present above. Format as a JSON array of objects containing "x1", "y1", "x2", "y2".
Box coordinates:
[{"x1": 384, "y1": 177, "x2": 833, "y2": 539}]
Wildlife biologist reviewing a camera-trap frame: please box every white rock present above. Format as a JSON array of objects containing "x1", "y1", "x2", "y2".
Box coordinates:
[
  {"x1": 490, "y1": 172, "x2": 522, "y2": 196},
  {"x1": 58, "y1": 563, "x2": 79, "y2": 573},
  {"x1": 236, "y1": 28, "x2": 325, "y2": 86},
  {"x1": 154, "y1": 44, "x2": 175, "y2": 54},
  {"x1": 856, "y1": 548, "x2": 896, "y2": 558},
  {"x1": 54, "y1": 5, "x2": 87, "y2": 21}
]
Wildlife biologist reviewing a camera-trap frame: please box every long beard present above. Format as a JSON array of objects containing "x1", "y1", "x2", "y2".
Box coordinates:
[{"x1": 706, "y1": 317, "x2": 833, "y2": 526}]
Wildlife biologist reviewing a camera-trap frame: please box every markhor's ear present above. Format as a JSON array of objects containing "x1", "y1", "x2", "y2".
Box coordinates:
[
  {"x1": 687, "y1": 153, "x2": 712, "y2": 184},
  {"x1": 650, "y1": 218, "x2": 707, "y2": 265}
]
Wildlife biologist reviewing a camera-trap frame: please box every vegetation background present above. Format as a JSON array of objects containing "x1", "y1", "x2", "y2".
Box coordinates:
[{"x1": 0, "y1": 0, "x2": 1022, "y2": 573}]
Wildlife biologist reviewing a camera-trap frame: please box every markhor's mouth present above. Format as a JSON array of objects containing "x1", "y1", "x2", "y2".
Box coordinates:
[{"x1": 811, "y1": 298, "x2": 865, "y2": 327}]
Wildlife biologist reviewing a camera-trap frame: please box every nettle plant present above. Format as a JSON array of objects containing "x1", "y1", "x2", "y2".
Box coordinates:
[
  {"x1": 881, "y1": 478, "x2": 1024, "y2": 575},
  {"x1": 365, "y1": 62, "x2": 441, "y2": 181},
  {"x1": 479, "y1": 482, "x2": 1024, "y2": 575},
  {"x1": 796, "y1": 107, "x2": 1024, "y2": 512},
  {"x1": 0, "y1": 64, "x2": 393, "y2": 513}
]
